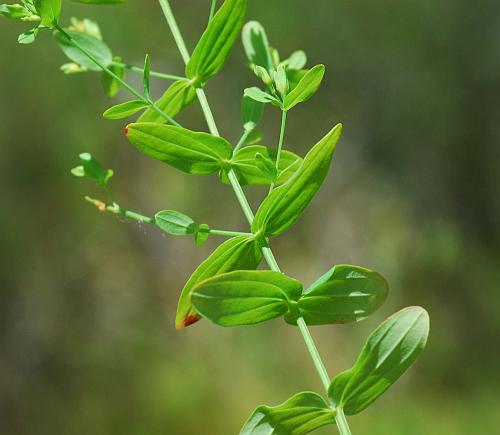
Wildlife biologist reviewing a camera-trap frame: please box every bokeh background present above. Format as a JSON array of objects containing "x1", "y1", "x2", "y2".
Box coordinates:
[{"x1": 1, "y1": 0, "x2": 499, "y2": 434}]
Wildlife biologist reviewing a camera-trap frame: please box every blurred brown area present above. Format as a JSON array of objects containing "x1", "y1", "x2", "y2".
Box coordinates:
[{"x1": 1, "y1": 0, "x2": 499, "y2": 434}]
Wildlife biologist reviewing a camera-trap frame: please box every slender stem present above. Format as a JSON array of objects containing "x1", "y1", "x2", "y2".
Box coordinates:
[
  {"x1": 157, "y1": 0, "x2": 334, "y2": 412},
  {"x1": 86, "y1": 196, "x2": 155, "y2": 224},
  {"x1": 233, "y1": 128, "x2": 251, "y2": 153},
  {"x1": 335, "y1": 409, "x2": 353, "y2": 435},
  {"x1": 54, "y1": 24, "x2": 181, "y2": 127},
  {"x1": 209, "y1": 0, "x2": 218, "y2": 22},
  {"x1": 209, "y1": 229, "x2": 253, "y2": 237},
  {"x1": 269, "y1": 109, "x2": 287, "y2": 192},
  {"x1": 111, "y1": 61, "x2": 186, "y2": 81}
]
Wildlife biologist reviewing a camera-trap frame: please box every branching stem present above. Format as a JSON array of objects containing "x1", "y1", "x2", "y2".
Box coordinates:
[
  {"x1": 54, "y1": 24, "x2": 181, "y2": 127},
  {"x1": 269, "y1": 109, "x2": 287, "y2": 192},
  {"x1": 156, "y1": 4, "x2": 340, "y2": 428},
  {"x1": 110, "y1": 60, "x2": 186, "y2": 81}
]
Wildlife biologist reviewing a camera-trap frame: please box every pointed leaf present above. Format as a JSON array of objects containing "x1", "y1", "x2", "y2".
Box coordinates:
[
  {"x1": 252, "y1": 124, "x2": 342, "y2": 236},
  {"x1": 191, "y1": 270, "x2": 302, "y2": 327},
  {"x1": 142, "y1": 53, "x2": 151, "y2": 99},
  {"x1": 176, "y1": 236, "x2": 263, "y2": 328},
  {"x1": 155, "y1": 210, "x2": 198, "y2": 236},
  {"x1": 283, "y1": 64, "x2": 325, "y2": 110},
  {"x1": 329, "y1": 306, "x2": 430, "y2": 415},
  {"x1": 55, "y1": 29, "x2": 112, "y2": 70},
  {"x1": 240, "y1": 392, "x2": 336, "y2": 435},
  {"x1": 220, "y1": 145, "x2": 302, "y2": 186},
  {"x1": 138, "y1": 79, "x2": 196, "y2": 123},
  {"x1": 241, "y1": 20, "x2": 273, "y2": 71},
  {"x1": 125, "y1": 123, "x2": 232, "y2": 175},
  {"x1": 244, "y1": 87, "x2": 279, "y2": 104},
  {"x1": 103, "y1": 100, "x2": 149, "y2": 119},
  {"x1": 186, "y1": 0, "x2": 247, "y2": 84},
  {"x1": 34, "y1": 0, "x2": 61, "y2": 26},
  {"x1": 285, "y1": 265, "x2": 388, "y2": 326}
]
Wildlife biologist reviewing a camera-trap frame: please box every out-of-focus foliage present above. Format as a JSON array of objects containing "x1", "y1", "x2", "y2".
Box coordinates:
[{"x1": 0, "y1": 0, "x2": 499, "y2": 434}]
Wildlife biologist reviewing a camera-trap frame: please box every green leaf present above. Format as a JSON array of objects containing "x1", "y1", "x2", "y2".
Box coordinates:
[
  {"x1": 329, "y1": 306, "x2": 430, "y2": 415},
  {"x1": 191, "y1": 270, "x2": 302, "y2": 327},
  {"x1": 241, "y1": 20, "x2": 273, "y2": 71},
  {"x1": 220, "y1": 145, "x2": 302, "y2": 186},
  {"x1": 155, "y1": 210, "x2": 198, "y2": 236},
  {"x1": 273, "y1": 64, "x2": 288, "y2": 97},
  {"x1": 34, "y1": 0, "x2": 61, "y2": 26},
  {"x1": 143, "y1": 53, "x2": 151, "y2": 100},
  {"x1": 240, "y1": 392, "x2": 336, "y2": 435},
  {"x1": 55, "y1": 29, "x2": 113, "y2": 70},
  {"x1": 0, "y1": 3, "x2": 28, "y2": 19},
  {"x1": 253, "y1": 65, "x2": 272, "y2": 86},
  {"x1": 138, "y1": 80, "x2": 196, "y2": 124},
  {"x1": 255, "y1": 153, "x2": 277, "y2": 181},
  {"x1": 244, "y1": 128, "x2": 263, "y2": 146},
  {"x1": 72, "y1": 152, "x2": 113, "y2": 185},
  {"x1": 101, "y1": 56, "x2": 124, "y2": 97},
  {"x1": 103, "y1": 100, "x2": 149, "y2": 120},
  {"x1": 186, "y1": 0, "x2": 247, "y2": 84},
  {"x1": 244, "y1": 87, "x2": 279, "y2": 104},
  {"x1": 252, "y1": 124, "x2": 342, "y2": 236},
  {"x1": 283, "y1": 50, "x2": 307, "y2": 70},
  {"x1": 175, "y1": 236, "x2": 263, "y2": 328},
  {"x1": 283, "y1": 64, "x2": 325, "y2": 111},
  {"x1": 195, "y1": 224, "x2": 210, "y2": 246},
  {"x1": 241, "y1": 95, "x2": 264, "y2": 131},
  {"x1": 287, "y1": 69, "x2": 308, "y2": 92},
  {"x1": 18, "y1": 26, "x2": 40, "y2": 44},
  {"x1": 125, "y1": 123, "x2": 232, "y2": 175},
  {"x1": 285, "y1": 265, "x2": 388, "y2": 326}
]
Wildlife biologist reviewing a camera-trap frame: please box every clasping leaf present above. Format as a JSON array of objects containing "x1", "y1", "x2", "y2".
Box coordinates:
[
  {"x1": 125, "y1": 123, "x2": 232, "y2": 175},
  {"x1": 186, "y1": 0, "x2": 247, "y2": 85},
  {"x1": 240, "y1": 392, "x2": 336, "y2": 435},
  {"x1": 328, "y1": 306, "x2": 430, "y2": 415},
  {"x1": 252, "y1": 124, "x2": 342, "y2": 236},
  {"x1": 283, "y1": 64, "x2": 325, "y2": 111},
  {"x1": 191, "y1": 270, "x2": 302, "y2": 327},
  {"x1": 176, "y1": 236, "x2": 263, "y2": 329},
  {"x1": 285, "y1": 265, "x2": 388, "y2": 326}
]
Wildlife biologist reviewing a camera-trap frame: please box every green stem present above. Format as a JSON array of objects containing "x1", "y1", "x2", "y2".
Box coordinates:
[
  {"x1": 233, "y1": 128, "x2": 251, "y2": 153},
  {"x1": 111, "y1": 60, "x2": 186, "y2": 81},
  {"x1": 157, "y1": 0, "x2": 334, "y2": 413},
  {"x1": 209, "y1": 229, "x2": 253, "y2": 237},
  {"x1": 86, "y1": 196, "x2": 155, "y2": 224},
  {"x1": 335, "y1": 408, "x2": 353, "y2": 435},
  {"x1": 54, "y1": 24, "x2": 181, "y2": 127},
  {"x1": 269, "y1": 109, "x2": 287, "y2": 192},
  {"x1": 209, "y1": 0, "x2": 218, "y2": 22}
]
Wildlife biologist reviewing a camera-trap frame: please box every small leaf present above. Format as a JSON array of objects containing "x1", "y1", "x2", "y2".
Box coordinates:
[
  {"x1": 240, "y1": 392, "x2": 336, "y2": 435},
  {"x1": 155, "y1": 210, "x2": 198, "y2": 236},
  {"x1": 125, "y1": 123, "x2": 232, "y2": 175},
  {"x1": 195, "y1": 224, "x2": 210, "y2": 246},
  {"x1": 220, "y1": 145, "x2": 302, "y2": 186},
  {"x1": 273, "y1": 64, "x2": 288, "y2": 97},
  {"x1": 186, "y1": 0, "x2": 247, "y2": 84},
  {"x1": 103, "y1": 100, "x2": 149, "y2": 119},
  {"x1": 191, "y1": 270, "x2": 302, "y2": 327},
  {"x1": 175, "y1": 236, "x2": 263, "y2": 329},
  {"x1": 18, "y1": 27, "x2": 40, "y2": 44},
  {"x1": 253, "y1": 65, "x2": 272, "y2": 86},
  {"x1": 329, "y1": 306, "x2": 430, "y2": 415},
  {"x1": 241, "y1": 20, "x2": 273, "y2": 71},
  {"x1": 283, "y1": 64, "x2": 325, "y2": 111},
  {"x1": 74, "y1": 152, "x2": 113, "y2": 185},
  {"x1": 244, "y1": 87, "x2": 279, "y2": 104},
  {"x1": 0, "y1": 3, "x2": 28, "y2": 19},
  {"x1": 101, "y1": 56, "x2": 124, "y2": 97},
  {"x1": 34, "y1": 0, "x2": 61, "y2": 26},
  {"x1": 142, "y1": 53, "x2": 151, "y2": 100},
  {"x1": 138, "y1": 79, "x2": 196, "y2": 124},
  {"x1": 252, "y1": 124, "x2": 342, "y2": 236},
  {"x1": 241, "y1": 95, "x2": 264, "y2": 131},
  {"x1": 285, "y1": 265, "x2": 388, "y2": 326},
  {"x1": 283, "y1": 50, "x2": 307, "y2": 70},
  {"x1": 55, "y1": 29, "x2": 113, "y2": 70}
]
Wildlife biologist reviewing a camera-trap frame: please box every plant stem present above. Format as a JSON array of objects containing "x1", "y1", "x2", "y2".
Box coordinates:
[
  {"x1": 269, "y1": 109, "x2": 287, "y2": 192},
  {"x1": 209, "y1": 229, "x2": 253, "y2": 237},
  {"x1": 335, "y1": 408, "x2": 353, "y2": 435},
  {"x1": 86, "y1": 196, "x2": 155, "y2": 224},
  {"x1": 208, "y1": 0, "x2": 218, "y2": 22},
  {"x1": 233, "y1": 128, "x2": 251, "y2": 153},
  {"x1": 110, "y1": 60, "x2": 186, "y2": 81},
  {"x1": 54, "y1": 24, "x2": 181, "y2": 127},
  {"x1": 157, "y1": 0, "x2": 334, "y2": 414}
]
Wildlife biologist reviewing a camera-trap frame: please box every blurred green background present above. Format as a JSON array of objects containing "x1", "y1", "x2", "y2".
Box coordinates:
[{"x1": 1, "y1": 0, "x2": 499, "y2": 434}]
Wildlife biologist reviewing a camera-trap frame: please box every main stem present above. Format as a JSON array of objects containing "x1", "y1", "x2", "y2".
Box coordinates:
[
  {"x1": 157, "y1": 0, "x2": 337, "y2": 411},
  {"x1": 335, "y1": 409, "x2": 353, "y2": 435}
]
